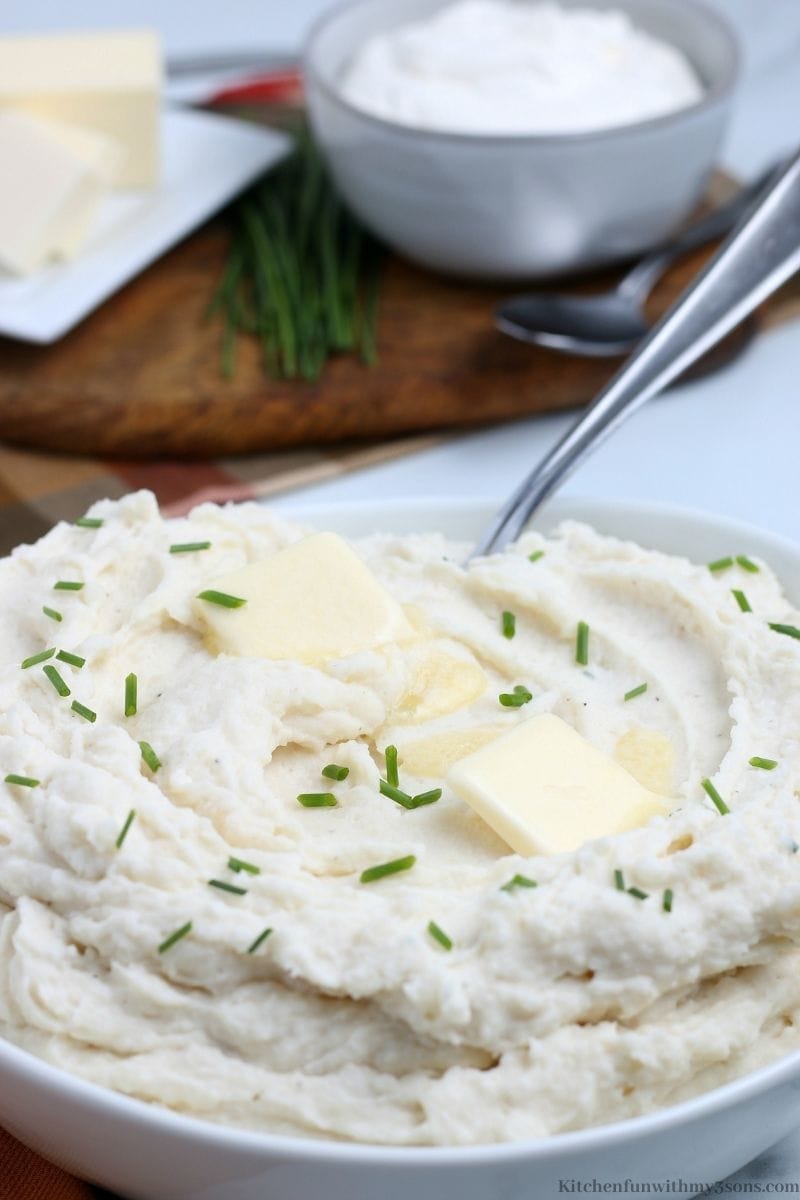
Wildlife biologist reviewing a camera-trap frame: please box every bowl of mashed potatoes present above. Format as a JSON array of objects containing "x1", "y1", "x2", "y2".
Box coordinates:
[
  {"x1": 304, "y1": 0, "x2": 740, "y2": 278},
  {"x1": 1, "y1": 493, "x2": 800, "y2": 1200}
]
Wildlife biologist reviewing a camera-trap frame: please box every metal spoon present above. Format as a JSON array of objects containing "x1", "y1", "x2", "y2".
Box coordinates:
[
  {"x1": 474, "y1": 148, "x2": 800, "y2": 558},
  {"x1": 496, "y1": 165, "x2": 779, "y2": 357}
]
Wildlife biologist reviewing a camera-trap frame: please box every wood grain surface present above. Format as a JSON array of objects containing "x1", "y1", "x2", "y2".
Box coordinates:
[{"x1": 0, "y1": 187, "x2": 772, "y2": 460}]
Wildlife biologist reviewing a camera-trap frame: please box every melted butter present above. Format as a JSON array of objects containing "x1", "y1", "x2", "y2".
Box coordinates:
[
  {"x1": 614, "y1": 726, "x2": 675, "y2": 796},
  {"x1": 392, "y1": 645, "x2": 487, "y2": 724},
  {"x1": 398, "y1": 727, "x2": 504, "y2": 778}
]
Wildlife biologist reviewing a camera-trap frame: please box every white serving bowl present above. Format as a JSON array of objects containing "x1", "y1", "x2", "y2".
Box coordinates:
[
  {"x1": 2, "y1": 496, "x2": 799, "y2": 1200},
  {"x1": 304, "y1": 0, "x2": 740, "y2": 280}
]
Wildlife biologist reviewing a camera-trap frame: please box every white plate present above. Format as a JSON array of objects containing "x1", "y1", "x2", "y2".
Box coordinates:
[
  {"x1": 1, "y1": 496, "x2": 799, "y2": 1200},
  {"x1": 0, "y1": 107, "x2": 291, "y2": 344}
]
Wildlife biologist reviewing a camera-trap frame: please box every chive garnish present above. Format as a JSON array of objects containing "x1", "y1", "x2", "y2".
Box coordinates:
[
  {"x1": 736, "y1": 555, "x2": 759, "y2": 573},
  {"x1": 139, "y1": 741, "x2": 161, "y2": 772},
  {"x1": 4, "y1": 774, "x2": 39, "y2": 788},
  {"x1": 732, "y1": 589, "x2": 752, "y2": 613},
  {"x1": 499, "y1": 684, "x2": 533, "y2": 708},
  {"x1": 297, "y1": 792, "x2": 337, "y2": 807},
  {"x1": 124, "y1": 673, "x2": 138, "y2": 717},
  {"x1": 71, "y1": 701, "x2": 96, "y2": 723},
  {"x1": 379, "y1": 779, "x2": 414, "y2": 808},
  {"x1": 158, "y1": 921, "x2": 192, "y2": 954},
  {"x1": 614, "y1": 869, "x2": 625, "y2": 891},
  {"x1": 115, "y1": 809, "x2": 136, "y2": 849},
  {"x1": 75, "y1": 517, "x2": 103, "y2": 529},
  {"x1": 169, "y1": 541, "x2": 211, "y2": 554},
  {"x1": 769, "y1": 623, "x2": 800, "y2": 640},
  {"x1": 247, "y1": 927, "x2": 273, "y2": 954},
  {"x1": 56, "y1": 650, "x2": 85, "y2": 668},
  {"x1": 627, "y1": 886, "x2": 649, "y2": 900},
  {"x1": 409, "y1": 788, "x2": 442, "y2": 808},
  {"x1": 749, "y1": 756, "x2": 778, "y2": 770},
  {"x1": 701, "y1": 777, "x2": 729, "y2": 815},
  {"x1": 360, "y1": 854, "x2": 416, "y2": 884},
  {"x1": 42, "y1": 664, "x2": 70, "y2": 697},
  {"x1": 708, "y1": 556, "x2": 733, "y2": 573},
  {"x1": 322, "y1": 763, "x2": 349, "y2": 781},
  {"x1": 662, "y1": 888, "x2": 673, "y2": 913},
  {"x1": 228, "y1": 856, "x2": 260, "y2": 875},
  {"x1": 624, "y1": 683, "x2": 648, "y2": 702},
  {"x1": 208, "y1": 879, "x2": 248, "y2": 896},
  {"x1": 21, "y1": 647, "x2": 55, "y2": 669},
  {"x1": 385, "y1": 745, "x2": 399, "y2": 788},
  {"x1": 42, "y1": 606, "x2": 62, "y2": 622},
  {"x1": 501, "y1": 610, "x2": 516, "y2": 639},
  {"x1": 196, "y1": 589, "x2": 246, "y2": 608},
  {"x1": 53, "y1": 581, "x2": 83, "y2": 591},
  {"x1": 528, "y1": 550, "x2": 545, "y2": 563},
  {"x1": 427, "y1": 921, "x2": 453, "y2": 951},
  {"x1": 500, "y1": 874, "x2": 538, "y2": 893},
  {"x1": 576, "y1": 620, "x2": 590, "y2": 666}
]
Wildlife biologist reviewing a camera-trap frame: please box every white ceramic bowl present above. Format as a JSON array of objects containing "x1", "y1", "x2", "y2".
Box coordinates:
[
  {"x1": 1, "y1": 495, "x2": 800, "y2": 1200},
  {"x1": 304, "y1": 0, "x2": 740, "y2": 280}
]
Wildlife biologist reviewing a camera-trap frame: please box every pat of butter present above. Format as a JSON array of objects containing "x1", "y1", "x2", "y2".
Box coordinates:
[
  {"x1": 0, "y1": 30, "x2": 161, "y2": 188},
  {"x1": 447, "y1": 713, "x2": 669, "y2": 856},
  {"x1": 194, "y1": 532, "x2": 414, "y2": 664},
  {"x1": 392, "y1": 646, "x2": 486, "y2": 724},
  {"x1": 0, "y1": 110, "x2": 121, "y2": 274}
]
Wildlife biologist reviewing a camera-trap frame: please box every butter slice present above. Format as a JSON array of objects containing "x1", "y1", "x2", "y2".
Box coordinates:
[
  {"x1": 0, "y1": 30, "x2": 160, "y2": 187},
  {"x1": 0, "y1": 111, "x2": 121, "y2": 274},
  {"x1": 194, "y1": 532, "x2": 414, "y2": 664},
  {"x1": 447, "y1": 713, "x2": 669, "y2": 856}
]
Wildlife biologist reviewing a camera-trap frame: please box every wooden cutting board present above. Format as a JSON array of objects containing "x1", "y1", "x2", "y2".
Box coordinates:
[{"x1": 0, "y1": 174, "x2": 788, "y2": 461}]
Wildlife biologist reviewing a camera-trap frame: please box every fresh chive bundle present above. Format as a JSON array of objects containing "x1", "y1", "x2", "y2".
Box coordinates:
[
  {"x1": 427, "y1": 921, "x2": 453, "y2": 951},
  {"x1": 210, "y1": 131, "x2": 383, "y2": 383},
  {"x1": 360, "y1": 855, "x2": 416, "y2": 884}
]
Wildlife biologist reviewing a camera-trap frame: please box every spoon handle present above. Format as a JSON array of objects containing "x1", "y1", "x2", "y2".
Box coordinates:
[{"x1": 474, "y1": 149, "x2": 800, "y2": 558}]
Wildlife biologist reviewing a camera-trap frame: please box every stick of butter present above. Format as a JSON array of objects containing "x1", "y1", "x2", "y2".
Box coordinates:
[
  {"x1": 0, "y1": 29, "x2": 160, "y2": 188},
  {"x1": 447, "y1": 713, "x2": 669, "y2": 856},
  {"x1": 193, "y1": 532, "x2": 414, "y2": 664}
]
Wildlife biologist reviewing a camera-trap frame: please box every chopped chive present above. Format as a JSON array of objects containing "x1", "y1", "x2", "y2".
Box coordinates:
[
  {"x1": 500, "y1": 874, "x2": 538, "y2": 893},
  {"x1": 228, "y1": 856, "x2": 261, "y2": 875},
  {"x1": 708, "y1": 556, "x2": 734, "y2": 573},
  {"x1": 501, "y1": 610, "x2": 516, "y2": 639},
  {"x1": 614, "y1": 868, "x2": 625, "y2": 891},
  {"x1": 4, "y1": 774, "x2": 39, "y2": 788},
  {"x1": 379, "y1": 779, "x2": 415, "y2": 808},
  {"x1": 247, "y1": 926, "x2": 273, "y2": 954},
  {"x1": 701, "y1": 777, "x2": 729, "y2": 815},
  {"x1": 115, "y1": 809, "x2": 136, "y2": 849},
  {"x1": 732, "y1": 589, "x2": 752, "y2": 613},
  {"x1": 169, "y1": 541, "x2": 211, "y2": 554},
  {"x1": 158, "y1": 921, "x2": 192, "y2": 954},
  {"x1": 409, "y1": 788, "x2": 442, "y2": 808},
  {"x1": 53, "y1": 580, "x2": 83, "y2": 591},
  {"x1": 360, "y1": 854, "x2": 416, "y2": 884},
  {"x1": 624, "y1": 682, "x2": 648, "y2": 702},
  {"x1": 42, "y1": 664, "x2": 70, "y2": 697},
  {"x1": 321, "y1": 763, "x2": 349, "y2": 781},
  {"x1": 769, "y1": 623, "x2": 800, "y2": 640},
  {"x1": 139, "y1": 741, "x2": 161, "y2": 772},
  {"x1": 528, "y1": 549, "x2": 545, "y2": 563},
  {"x1": 499, "y1": 684, "x2": 533, "y2": 708},
  {"x1": 297, "y1": 792, "x2": 337, "y2": 807},
  {"x1": 55, "y1": 650, "x2": 85, "y2": 668},
  {"x1": 736, "y1": 555, "x2": 759, "y2": 573},
  {"x1": 208, "y1": 878, "x2": 248, "y2": 896},
  {"x1": 75, "y1": 516, "x2": 103, "y2": 529},
  {"x1": 628, "y1": 886, "x2": 649, "y2": 900},
  {"x1": 576, "y1": 620, "x2": 590, "y2": 666},
  {"x1": 385, "y1": 744, "x2": 399, "y2": 787},
  {"x1": 662, "y1": 888, "x2": 673, "y2": 913},
  {"x1": 21, "y1": 647, "x2": 55, "y2": 670},
  {"x1": 42, "y1": 606, "x2": 62, "y2": 622},
  {"x1": 749, "y1": 756, "x2": 778, "y2": 771},
  {"x1": 124, "y1": 673, "x2": 138, "y2": 717},
  {"x1": 196, "y1": 589, "x2": 246, "y2": 608},
  {"x1": 71, "y1": 701, "x2": 96, "y2": 723},
  {"x1": 427, "y1": 920, "x2": 453, "y2": 951}
]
